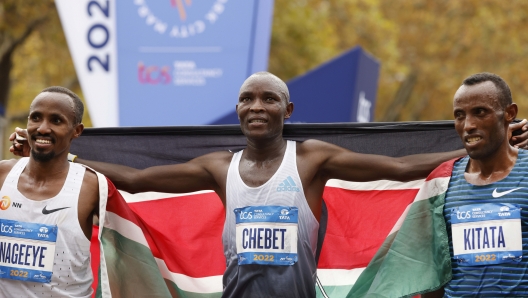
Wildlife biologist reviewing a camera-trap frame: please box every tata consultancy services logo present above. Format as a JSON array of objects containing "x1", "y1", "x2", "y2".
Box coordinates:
[
  {"x1": 135, "y1": 0, "x2": 227, "y2": 38},
  {"x1": 0, "y1": 196, "x2": 10, "y2": 210}
]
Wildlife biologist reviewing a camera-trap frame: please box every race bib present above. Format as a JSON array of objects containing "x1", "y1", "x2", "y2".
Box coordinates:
[
  {"x1": 234, "y1": 206, "x2": 298, "y2": 266},
  {"x1": 450, "y1": 203, "x2": 522, "y2": 266},
  {"x1": 0, "y1": 219, "x2": 58, "y2": 283}
]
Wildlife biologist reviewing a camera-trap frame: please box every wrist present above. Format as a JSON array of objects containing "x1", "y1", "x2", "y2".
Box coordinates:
[{"x1": 67, "y1": 153, "x2": 77, "y2": 162}]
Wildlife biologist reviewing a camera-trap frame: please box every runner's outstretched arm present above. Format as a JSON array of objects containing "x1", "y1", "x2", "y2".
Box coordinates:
[
  {"x1": 73, "y1": 152, "x2": 230, "y2": 195},
  {"x1": 300, "y1": 139, "x2": 466, "y2": 183}
]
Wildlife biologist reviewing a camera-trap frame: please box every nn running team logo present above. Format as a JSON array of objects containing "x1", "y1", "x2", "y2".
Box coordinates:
[
  {"x1": 0, "y1": 196, "x2": 10, "y2": 210},
  {"x1": 277, "y1": 176, "x2": 300, "y2": 192}
]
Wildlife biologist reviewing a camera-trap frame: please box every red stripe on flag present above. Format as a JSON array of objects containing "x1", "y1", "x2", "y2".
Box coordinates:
[
  {"x1": 425, "y1": 158, "x2": 460, "y2": 181},
  {"x1": 318, "y1": 187, "x2": 418, "y2": 269},
  {"x1": 104, "y1": 179, "x2": 226, "y2": 277},
  {"x1": 90, "y1": 225, "x2": 99, "y2": 298},
  {"x1": 126, "y1": 192, "x2": 226, "y2": 277}
]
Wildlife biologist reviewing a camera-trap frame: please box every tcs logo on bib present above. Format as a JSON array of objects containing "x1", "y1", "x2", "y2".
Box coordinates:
[{"x1": 0, "y1": 196, "x2": 11, "y2": 210}]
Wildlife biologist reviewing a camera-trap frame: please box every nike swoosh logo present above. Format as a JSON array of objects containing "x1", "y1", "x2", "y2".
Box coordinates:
[
  {"x1": 42, "y1": 206, "x2": 70, "y2": 215},
  {"x1": 492, "y1": 187, "x2": 524, "y2": 198}
]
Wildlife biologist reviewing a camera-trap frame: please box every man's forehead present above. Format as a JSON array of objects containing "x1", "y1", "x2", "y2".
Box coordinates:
[
  {"x1": 240, "y1": 75, "x2": 281, "y2": 91},
  {"x1": 30, "y1": 92, "x2": 74, "y2": 113},
  {"x1": 455, "y1": 81, "x2": 498, "y2": 99}
]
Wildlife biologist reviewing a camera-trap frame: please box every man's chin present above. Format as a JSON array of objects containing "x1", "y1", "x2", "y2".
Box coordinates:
[
  {"x1": 466, "y1": 148, "x2": 493, "y2": 161},
  {"x1": 31, "y1": 150, "x2": 55, "y2": 163}
]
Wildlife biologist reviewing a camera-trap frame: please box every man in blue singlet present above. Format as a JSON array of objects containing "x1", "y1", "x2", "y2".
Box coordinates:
[{"x1": 424, "y1": 73, "x2": 528, "y2": 297}]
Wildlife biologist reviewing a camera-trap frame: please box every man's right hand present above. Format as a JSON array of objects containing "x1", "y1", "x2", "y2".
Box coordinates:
[
  {"x1": 510, "y1": 119, "x2": 528, "y2": 148},
  {"x1": 9, "y1": 127, "x2": 30, "y2": 157}
]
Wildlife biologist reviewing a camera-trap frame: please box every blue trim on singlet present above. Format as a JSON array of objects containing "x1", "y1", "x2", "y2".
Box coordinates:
[{"x1": 443, "y1": 150, "x2": 528, "y2": 297}]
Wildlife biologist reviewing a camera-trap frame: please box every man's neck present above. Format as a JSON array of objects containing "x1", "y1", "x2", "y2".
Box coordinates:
[
  {"x1": 26, "y1": 156, "x2": 70, "y2": 182},
  {"x1": 465, "y1": 144, "x2": 519, "y2": 185},
  {"x1": 244, "y1": 136, "x2": 287, "y2": 162}
]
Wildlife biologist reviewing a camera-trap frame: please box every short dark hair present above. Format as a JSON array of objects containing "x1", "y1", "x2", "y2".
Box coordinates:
[
  {"x1": 462, "y1": 72, "x2": 512, "y2": 108},
  {"x1": 40, "y1": 86, "x2": 84, "y2": 125}
]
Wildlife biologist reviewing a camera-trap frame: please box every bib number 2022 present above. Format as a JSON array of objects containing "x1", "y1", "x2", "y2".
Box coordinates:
[
  {"x1": 475, "y1": 254, "x2": 496, "y2": 262},
  {"x1": 10, "y1": 270, "x2": 28, "y2": 278},
  {"x1": 253, "y1": 254, "x2": 274, "y2": 262}
]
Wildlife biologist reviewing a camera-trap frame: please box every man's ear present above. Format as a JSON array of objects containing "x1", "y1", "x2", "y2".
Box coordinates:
[
  {"x1": 72, "y1": 123, "x2": 84, "y2": 139},
  {"x1": 285, "y1": 102, "x2": 294, "y2": 119},
  {"x1": 505, "y1": 103, "x2": 518, "y2": 123}
]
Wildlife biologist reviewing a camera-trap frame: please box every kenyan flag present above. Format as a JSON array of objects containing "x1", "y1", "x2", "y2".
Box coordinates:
[
  {"x1": 91, "y1": 159, "x2": 457, "y2": 297},
  {"x1": 347, "y1": 159, "x2": 456, "y2": 298}
]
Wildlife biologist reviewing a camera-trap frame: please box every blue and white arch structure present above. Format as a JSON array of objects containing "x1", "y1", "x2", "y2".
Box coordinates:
[{"x1": 56, "y1": 0, "x2": 274, "y2": 127}]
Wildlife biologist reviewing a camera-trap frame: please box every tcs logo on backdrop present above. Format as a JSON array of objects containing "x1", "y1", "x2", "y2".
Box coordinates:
[{"x1": 138, "y1": 62, "x2": 171, "y2": 85}]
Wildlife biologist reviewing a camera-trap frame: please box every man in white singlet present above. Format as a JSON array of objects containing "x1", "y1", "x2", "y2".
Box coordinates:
[
  {"x1": 12, "y1": 73, "x2": 479, "y2": 297},
  {"x1": 1, "y1": 87, "x2": 99, "y2": 297}
]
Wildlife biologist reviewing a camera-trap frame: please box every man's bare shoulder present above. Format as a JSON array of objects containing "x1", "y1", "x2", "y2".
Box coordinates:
[
  {"x1": 194, "y1": 150, "x2": 235, "y2": 165},
  {"x1": 296, "y1": 139, "x2": 344, "y2": 156},
  {"x1": 0, "y1": 159, "x2": 21, "y2": 181},
  {"x1": 81, "y1": 167, "x2": 100, "y2": 196},
  {"x1": 0, "y1": 159, "x2": 19, "y2": 171},
  {"x1": 82, "y1": 167, "x2": 99, "y2": 188}
]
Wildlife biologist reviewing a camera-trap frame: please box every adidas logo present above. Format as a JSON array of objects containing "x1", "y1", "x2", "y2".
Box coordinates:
[{"x1": 277, "y1": 176, "x2": 300, "y2": 192}]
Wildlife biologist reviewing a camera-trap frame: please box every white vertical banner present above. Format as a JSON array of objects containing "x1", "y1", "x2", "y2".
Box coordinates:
[{"x1": 55, "y1": 0, "x2": 119, "y2": 127}]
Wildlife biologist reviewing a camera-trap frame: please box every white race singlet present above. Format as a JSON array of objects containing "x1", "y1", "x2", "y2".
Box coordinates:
[
  {"x1": 0, "y1": 158, "x2": 93, "y2": 297},
  {"x1": 222, "y1": 141, "x2": 319, "y2": 298}
]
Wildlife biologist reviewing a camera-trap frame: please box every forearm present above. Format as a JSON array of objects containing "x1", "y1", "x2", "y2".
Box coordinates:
[
  {"x1": 75, "y1": 154, "x2": 222, "y2": 194},
  {"x1": 395, "y1": 149, "x2": 466, "y2": 181},
  {"x1": 75, "y1": 158, "x2": 141, "y2": 192}
]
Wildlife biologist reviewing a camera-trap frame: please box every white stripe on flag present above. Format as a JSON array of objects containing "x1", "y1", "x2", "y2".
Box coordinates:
[
  {"x1": 119, "y1": 190, "x2": 215, "y2": 203},
  {"x1": 155, "y1": 257, "x2": 223, "y2": 293},
  {"x1": 104, "y1": 211, "x2": 150, "y2": 247},
  {"x1": 316, "y1": 268, "x2": 365, "y2": 286},
  {"x1": 413, "y1": 176, "x2": 450, "y2": 203},
  {"x1": 326, "y1": 179, "x2": 424, "y2": 191},
  {"x1": 104, "y1": 211, "x2": 223, "y2": 293},
  {"x1": 388, "y1": 176, "x2": 451, "y2": 235}
]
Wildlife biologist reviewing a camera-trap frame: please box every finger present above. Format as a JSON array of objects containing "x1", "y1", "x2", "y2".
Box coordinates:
[
  {"x1": 8, "y1": 132, "x2": 16, "y2": 142},
  {"x1": 515, "y1": 130, "x2": 528, "y2": 140},
  {"x1": 514, "y1": 139, "x2": 528, "y2": 149},
  {"x1": 522, "y1": 119, "x2": 528, "y2": 130},
  {"x1": 15, "y1": 127, "x2": 28, "y2": 138},
  {"x1": 510, "y1": 119, "x2": 526, "y2": 131}
]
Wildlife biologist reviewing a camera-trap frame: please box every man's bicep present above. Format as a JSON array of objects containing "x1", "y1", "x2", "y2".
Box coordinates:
[{"x1": 323, "y1": 149, "x2": 398, "y2": 182}]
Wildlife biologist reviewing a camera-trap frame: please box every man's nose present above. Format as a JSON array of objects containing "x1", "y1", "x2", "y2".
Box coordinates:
[
  {"x1": 36, "y1": 120, "x2": 52, "y2": 134},
  {"x1": 464, "y1": 115, "x2": 477, "y2": 132},
  {"x1": 249, "y1": 98, "x2": 265, "y2": 112}
]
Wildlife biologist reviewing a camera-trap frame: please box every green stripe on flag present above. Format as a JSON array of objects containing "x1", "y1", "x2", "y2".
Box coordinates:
[
  {"x1": 164, "y1": 279, "x2": 222, "y2": 298},
  {"x1": 316, "y1": 284, "x2": 354, "y2": 298},
  {"x1": 348, "y1": 192, "x2": 452, "y2": 298},
  {"x1": 98, "y1": 228, "x2": 173, "y2": 297}
]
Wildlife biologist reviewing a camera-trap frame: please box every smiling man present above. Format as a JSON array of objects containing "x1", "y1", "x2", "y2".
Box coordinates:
[
  {"x1": 0, "y1": 87, "x2": 99, "y2": 297},
  {"x1": 422, "y1": 72, "x2": 528, "y2": 297},
  {"x1": 13, "y1": 72, "x2": 465, "y2": 297}
]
